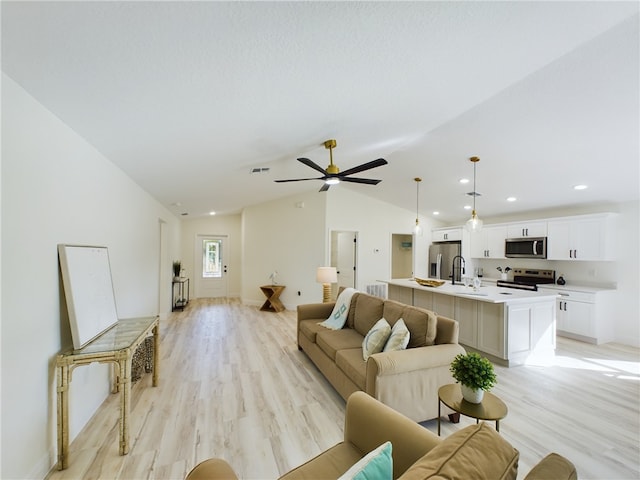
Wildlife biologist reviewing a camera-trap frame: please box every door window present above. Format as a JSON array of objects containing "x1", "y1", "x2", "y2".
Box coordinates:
[{"x1": 202, "y1": 239, "x2": 222, "y2": 278}]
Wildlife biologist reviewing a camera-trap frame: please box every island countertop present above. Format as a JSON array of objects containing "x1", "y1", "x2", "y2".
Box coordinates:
[{"x1": 385, "y1": 278, "x2": 559, "y2": 304}]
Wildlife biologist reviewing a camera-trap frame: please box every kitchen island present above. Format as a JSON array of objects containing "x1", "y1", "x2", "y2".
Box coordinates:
[{"x1": 386, "y1": 278, "x2": 559, "y2": 367}]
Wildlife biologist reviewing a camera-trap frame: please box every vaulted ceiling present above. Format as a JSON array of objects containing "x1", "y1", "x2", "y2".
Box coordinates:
[{"x1": 2, "y1": 2, "x2": 638, "y2": 223}]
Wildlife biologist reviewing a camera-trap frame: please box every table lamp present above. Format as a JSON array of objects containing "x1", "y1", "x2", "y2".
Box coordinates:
[{"x1": 316, "y1": 266, "x2": 338, "y2": 303}]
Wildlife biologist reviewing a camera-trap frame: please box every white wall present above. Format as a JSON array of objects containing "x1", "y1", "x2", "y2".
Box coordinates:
[
  {"x1": 241, "y1": 188, "x2": 434, "y2": 307},
  {"x1": 1, "y1": 74, "x2": 181, "y2": 479},
  {"x1": 180, "y1": 214, "x2": 242, "y2": 297},
  {"x1": 326, "y1": 188, "x2": 439, "y2": 290},
  {"x1": 241, "y1": 191, "x2": 326, "y2": 307}
]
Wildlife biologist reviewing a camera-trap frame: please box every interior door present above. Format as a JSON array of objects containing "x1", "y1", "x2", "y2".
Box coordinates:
[
  {"x1": 194, "y1": 235, "x2": 229, "y2": 298},
  {"x1": 332, "y1": 231, "x2": 357, "y2": 293}
]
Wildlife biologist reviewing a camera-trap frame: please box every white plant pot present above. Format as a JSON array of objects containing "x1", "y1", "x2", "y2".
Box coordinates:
[{"x1": 461, "y1": 384, "x2": 484, "y2": 404}]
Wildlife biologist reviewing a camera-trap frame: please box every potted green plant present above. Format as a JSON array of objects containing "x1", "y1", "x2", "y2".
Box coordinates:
[
  {"x1": 173, "y1": 261, "x2": 182, "y2": 280},
  {"x1": 450, "y1": 352, "x2": 497, "y2": 403}
]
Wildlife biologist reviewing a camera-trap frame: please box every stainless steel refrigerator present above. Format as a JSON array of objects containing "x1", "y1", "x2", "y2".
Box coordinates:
[{"x1": 428, "y1": 241, "x2": 462, "y2": 282}]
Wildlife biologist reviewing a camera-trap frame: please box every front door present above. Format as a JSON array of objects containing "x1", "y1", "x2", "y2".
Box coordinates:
[{"x1": 194, "y1": 235, "x2": 228, "y2": 298}]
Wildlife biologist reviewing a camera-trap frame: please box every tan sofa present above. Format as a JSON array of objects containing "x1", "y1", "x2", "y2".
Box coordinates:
[
  {"x1": 297, "y1": 291, "x2": 466, "y2": 422},
  {"x1": 186, "y1": 391, "x2": 577, "y2": 480}
]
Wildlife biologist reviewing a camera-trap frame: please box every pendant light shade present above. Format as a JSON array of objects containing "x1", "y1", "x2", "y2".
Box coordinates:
[
  {"x1": 414, "y1": 177, "x2": 422, "y2": 235},
  {"x1": 465, "y1": 157, "x2": 483, "y2": 232}
]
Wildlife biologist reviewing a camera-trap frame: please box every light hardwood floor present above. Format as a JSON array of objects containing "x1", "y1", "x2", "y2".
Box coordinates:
[{"x1": 47, "y1": 298, "x2": 640, "y2": 480}]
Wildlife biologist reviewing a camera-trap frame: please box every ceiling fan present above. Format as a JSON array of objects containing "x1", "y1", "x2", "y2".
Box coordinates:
[{"x1": 275, "y1": 139, "x2": 388, "y2": 192}]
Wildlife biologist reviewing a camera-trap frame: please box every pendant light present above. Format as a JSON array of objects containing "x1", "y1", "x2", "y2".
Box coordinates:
[
  {"x1": 465, "y1": 157, "x2": 483, "y2": 232},
  {"x1": 414, "y1": 177, "x2": 422, "y2": 235}
]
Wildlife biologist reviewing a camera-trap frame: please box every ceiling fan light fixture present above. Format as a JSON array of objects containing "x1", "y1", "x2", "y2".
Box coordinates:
[
  {"x1": 274, "y1": 138, "x2": 387, "y2": 192},
  {"x1": 465, "y1": 156, "x2": 483, "y2": 232}
]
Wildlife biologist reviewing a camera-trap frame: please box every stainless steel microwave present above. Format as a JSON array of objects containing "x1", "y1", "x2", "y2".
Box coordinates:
[{"x1": 505, "y1": 237, "x2": 547, "y2": 259}]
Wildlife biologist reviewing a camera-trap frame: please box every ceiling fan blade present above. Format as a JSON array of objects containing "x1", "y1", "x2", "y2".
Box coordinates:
[
  {"x1": 339, "y1": 158, "x2": 388, "y2": 176},
  {"x1": 340, "y1": 177, "x2": 381, "y2": 185},
  {"x1": 274, "y1": 177, "x2": 324, "y2": 183},
  {"x1": 319, "y1": 183, "x2": 331, "y2": 192},
  {"x1": 298, "y1": 157, "x2": 328, "y2": 175}
]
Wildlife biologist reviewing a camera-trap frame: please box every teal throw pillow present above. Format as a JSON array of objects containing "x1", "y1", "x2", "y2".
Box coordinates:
[{"x1": 338, "y1": 441, "x2": 392, "y2": 480}]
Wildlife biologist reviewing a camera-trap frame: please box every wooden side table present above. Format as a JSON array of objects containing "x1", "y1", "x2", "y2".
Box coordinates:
[
  {"x1": 260, "y1": 285, "x2": 286, "y2": 312},
  {"x1": 437, "y1": 384, "x2": 507, "y2": 436}
]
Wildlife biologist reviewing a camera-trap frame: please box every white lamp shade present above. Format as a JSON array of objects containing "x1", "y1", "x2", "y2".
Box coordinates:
[{"x1": 316, "y1": 266, "x2": 338, "y2": 284}]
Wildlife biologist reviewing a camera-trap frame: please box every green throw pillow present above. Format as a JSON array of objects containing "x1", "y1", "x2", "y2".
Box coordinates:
[
  {"x1": 338, "y1": 441, "x2": 392, "y2": 480},
  {"x1": 362, "y1": 318, "x2": 392, "y2": 360}
]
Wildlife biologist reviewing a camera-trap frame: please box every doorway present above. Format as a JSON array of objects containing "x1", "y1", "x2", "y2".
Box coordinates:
[
  {"x1": 331, "y1": 230, "x2": 357, "y2": 296},
  {"x1": 391, "y1": 233, "x2": 413, "y2": 279},
  {"x1": 194, "y1": 234, "x2": 229, "y2": 298},
  {"x1": 158, "y1": 219, "x2": 171, "y2": 315}
]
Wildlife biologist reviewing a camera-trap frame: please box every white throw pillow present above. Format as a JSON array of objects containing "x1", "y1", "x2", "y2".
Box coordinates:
[
  {"x1": 383, "y1": 318, "x2": 410, "y2": 352},
  {"x1": 338, "y1": 441, "x2": 392, "y2": 480},
  {"x1": 362, "y1": 318, "x2": 392, "y2": 361}
]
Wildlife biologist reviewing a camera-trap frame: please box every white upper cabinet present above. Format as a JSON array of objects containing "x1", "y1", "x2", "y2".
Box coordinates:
[
  {"x1": 547, "y1": 214, "x2": 616, "y2": 261},
  {"x1": 470, "y1": 225, "x2": 507, "y2": 259},
  {"x1": 432, "y1": 228, "x2": 462, "y2": 242},
  {"x1": 506, "y1": 221, "x2": 547, "y2": 238}
]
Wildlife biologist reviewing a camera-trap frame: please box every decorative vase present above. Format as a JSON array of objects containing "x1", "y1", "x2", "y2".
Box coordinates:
[
  {"x1": 461, "y1": 384, "x2": 484, "y2": 404},
  {"x1": 501, "y1": 273, "x2": 508, "y2": 281}
]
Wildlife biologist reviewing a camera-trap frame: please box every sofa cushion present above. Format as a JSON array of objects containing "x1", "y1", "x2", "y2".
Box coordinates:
[
  {"x1": 402, "y1": 306, "x2": 437, "y2": 348},
  {"x1": 353, "y1": 294, "x2": 385, "y2": 336},
  {"x1": 335, "y1": 348, "x2": 367, "y2": 390},
  {"x1": 523, "y1": 453, "x2": 577, "y2": 480},
  {"x1": 382, "y1": 300, "x2": 405, "y2": 324},
  {"x1": 299, "y1": 320, "x2": 329, "y2": 344},
  {"x1": 383, "y1": 319, "x2": 410, "y2": 352},
  {"x1": 398, "y1": 423, "x2": 519, "y2": 480},
  {"x1": 338, "y1": 441, "x2": 392, "y2": 480},
  {"x1": 362, "y1": 318, "x2": 392, "y2": 360},
  {"x1": 279, "y1": 442, "x2": 363, "y2": 480},
  {"x1": 345, "y1": 293, "x2": 360, "y2": 329},
  {"x1": 317, "y1": 328, "x2": 365, "y2": 361}
]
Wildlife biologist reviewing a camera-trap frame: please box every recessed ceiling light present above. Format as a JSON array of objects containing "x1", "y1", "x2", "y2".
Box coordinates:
[
  {"x1": 573, "y1": 184, "x2": 588, "y2": 190},
  {"x1": 463, "y1": 205, "x2": 472, "y2": 210},
  {"x1": 209, "y1": 211, "x2": 216, "y2": 216},
  {"x1": 506, "y1": 197, "x2": 517, "y2": 202},
  {"x1": 433, "y1": 211, "x2": 440, "y2": 216},
  {"x1": 459, "y1": 178, "x2": 470, "y2": 184}
]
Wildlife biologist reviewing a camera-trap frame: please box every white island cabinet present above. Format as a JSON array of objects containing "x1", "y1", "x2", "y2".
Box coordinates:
[{"x1": 387, "y1": 279, "x2": 558, "y2": 367}]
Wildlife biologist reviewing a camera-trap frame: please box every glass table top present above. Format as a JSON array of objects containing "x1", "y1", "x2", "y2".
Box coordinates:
[{"x1": 63, "y1": 316, "x2": 158, "y2": 356}]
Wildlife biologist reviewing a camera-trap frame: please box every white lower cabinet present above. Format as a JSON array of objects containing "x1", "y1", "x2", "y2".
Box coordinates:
[
  {"x1": 454, "y1": 297, "x2": 478, "y2": 348},
  {"x1": 506, "y1": 301, "x2": 556, "y2": 362},
  {"x1": 477, "y1": 303, "x2": 506, "y2": 358},
  {"x1": 433, "y1": 293, "x2": 455, "y2": 319},
  {"x1": 453, "y1": 297, "x2": 554, "y2": 366},
  {"x1": 551, "y1": 289, "x2": 616, "y2": 344}
]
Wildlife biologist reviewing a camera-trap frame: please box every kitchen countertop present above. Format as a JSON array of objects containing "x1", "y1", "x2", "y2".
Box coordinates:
[
  {"x1": 386, "y1": 278, "x2": 559, "y2": 304},
  {"x1": 480, "y1": 278, "x2": 616, "y2": 293}
]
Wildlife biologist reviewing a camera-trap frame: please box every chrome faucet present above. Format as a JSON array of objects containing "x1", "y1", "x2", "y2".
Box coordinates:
[{"x1": 451, "y1": 255, "x2": 466, "y2": 285}]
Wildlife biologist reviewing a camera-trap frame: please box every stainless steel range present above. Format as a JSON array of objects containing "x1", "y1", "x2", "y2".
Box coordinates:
[{"x1": 496, "y1": 268, "x2": 555, "y2": 291}]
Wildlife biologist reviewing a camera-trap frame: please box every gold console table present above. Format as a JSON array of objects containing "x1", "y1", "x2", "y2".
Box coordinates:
[{"x1": 55, "y1": 316, "x2": 159, "y2": 469}]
